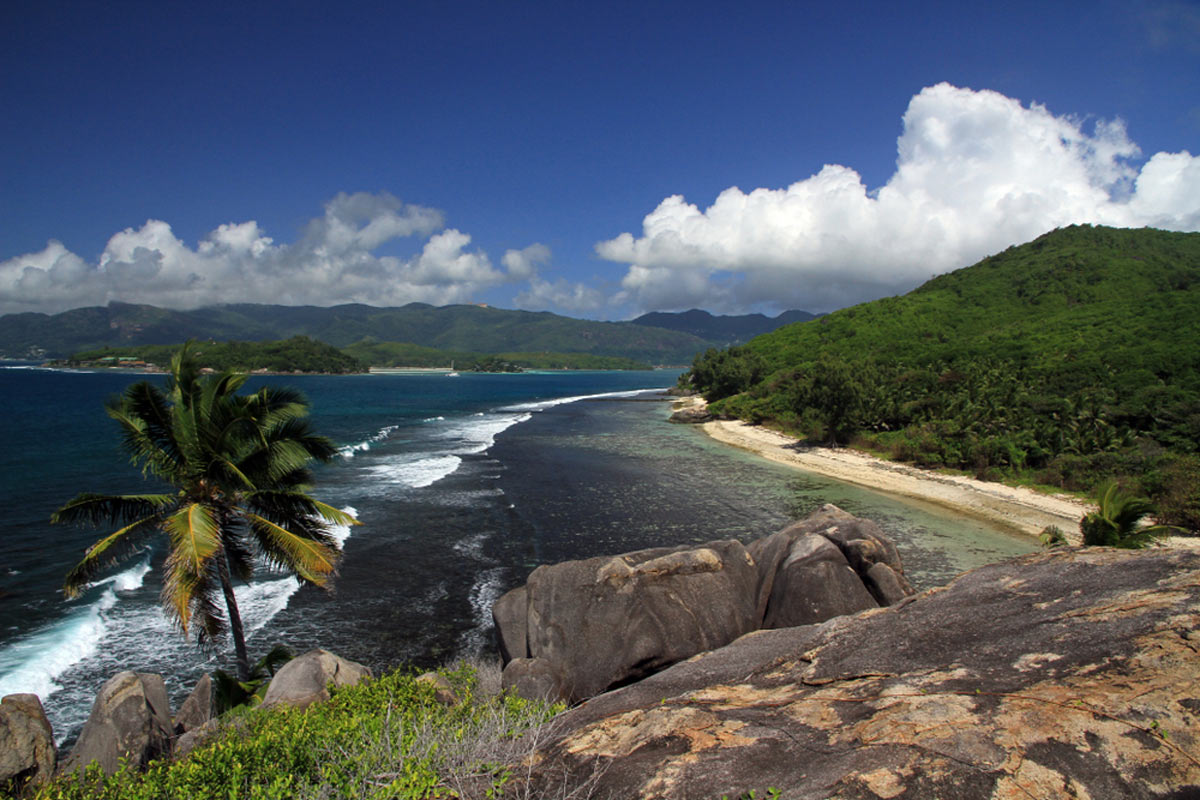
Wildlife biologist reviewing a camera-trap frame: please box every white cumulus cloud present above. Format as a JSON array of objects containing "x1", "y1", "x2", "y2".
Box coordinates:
[
  {"x1": 0, "y1": 192, "x2": 538, "y2": 315},
  {"x1": 504, "y1": 244, "x2": 607, "y2": 313},
  {"x1": 597, "y1": 83, "x2": 1200, "y2": 313}
]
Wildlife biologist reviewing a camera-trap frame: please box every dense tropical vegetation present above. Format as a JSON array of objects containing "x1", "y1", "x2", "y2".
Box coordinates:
[
  {"x1": 685, "y1": 225, "x2": 1200, "y2": 533},
  {"x1": 52, "y1": 346, "x2": 356, "y2": 680},
  {"x1": 631, "y1": 308, "x2": 817, "y2": 345}
]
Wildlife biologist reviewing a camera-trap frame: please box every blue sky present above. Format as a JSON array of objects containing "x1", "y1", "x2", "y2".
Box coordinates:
[{"x1": 2, "y1": 0, "x2": 1198, "y2": 319}]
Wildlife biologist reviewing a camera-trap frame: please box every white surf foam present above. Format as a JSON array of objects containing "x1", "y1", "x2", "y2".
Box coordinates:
[
  {"x1": 435, "y1": 411, "x2": 532, "y2": 455},
  {"x1": 0, "y1": 504, "x2": 355, "y2": 708},
  {"x1": 500, "y1": 388, "x2": 658, "y2": 413},
  {"x1": 365, "y1": 454, "x2": 463, "y2": 489},
  {"x1": 89, "y1": 557, "x2": 151, "y2": 593},
  {"x1": 0, "y1": 555, "x2": 158, "y2": 700},
  {"x1": 459, "y1": 566, "x2": 506, "y2": 653},
  {"x1": 338, "y1": 425, "x2": 400, "y2": 459},
  {"x1": 0, "y1": 590, "x2": 117, "y2": 701}
]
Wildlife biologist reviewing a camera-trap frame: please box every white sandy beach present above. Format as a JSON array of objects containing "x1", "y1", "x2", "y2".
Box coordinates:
[{"x1": 681, "y1": 397, "x2": 1198, "y2": 550}]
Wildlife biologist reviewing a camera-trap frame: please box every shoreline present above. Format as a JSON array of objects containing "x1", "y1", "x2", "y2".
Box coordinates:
[{"x1": 682, "y1": 397, "x2": 1200, "y2": 550}]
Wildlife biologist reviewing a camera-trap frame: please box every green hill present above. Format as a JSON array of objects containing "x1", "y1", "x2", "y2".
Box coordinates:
[
  {"x1": 630, "y1": 308, "x2": 818, "y2": 345},
  {"x1": 63, "y1": 336, "x2": 367, "y2": 374},
  {"x1": 688, "y1": 225, "x2": 1200, "y2": 531},
  {"x1": 0, "y1": 302, "x2": 710, "y2": 365}
]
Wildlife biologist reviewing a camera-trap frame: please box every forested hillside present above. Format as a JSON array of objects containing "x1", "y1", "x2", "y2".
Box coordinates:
[
  {"x1": 631, "y1": 308, "x2": 817, "y2": 344},
  {"x1": 687, "y1": 225, "x2": 1200, "y2": 531}
]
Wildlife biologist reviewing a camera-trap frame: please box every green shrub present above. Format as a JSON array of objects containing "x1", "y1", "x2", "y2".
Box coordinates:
[{"x1": 37, "y1": 662, "x2": 561, "y2": 800}]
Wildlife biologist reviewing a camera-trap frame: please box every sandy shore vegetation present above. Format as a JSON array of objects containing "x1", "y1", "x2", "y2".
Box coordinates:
[{"x1": 679, "y1": 397, "x2": 1198, "y2": 550}]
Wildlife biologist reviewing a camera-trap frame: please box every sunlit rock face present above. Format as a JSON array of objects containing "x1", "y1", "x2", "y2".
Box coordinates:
[
  {"x1": 513, "y1": 547, "x2": 1200, "y2": 799},
  {"x1": 494, "y1": 505, "x2": 915, "y2": 704}
]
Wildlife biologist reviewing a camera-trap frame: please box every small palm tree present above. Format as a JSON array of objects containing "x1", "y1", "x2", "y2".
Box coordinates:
[
  {"x1": 1080, "y1": 480, "x2": 1174, "y2": 549},
  {"x1": 53, "y1": 345, "x2": 357, "y2": 680}
]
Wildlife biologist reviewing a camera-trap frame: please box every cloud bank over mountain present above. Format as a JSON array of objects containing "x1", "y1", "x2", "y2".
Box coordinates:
[
  {"x1": 596, "y1": 83, "x2": 1200, "y2": 313},
  {"x1": 0, "y1": 193, "x2": 537, "y2": 315},
  {"x1": 3, "y1": 85, "x2": 1198, "y2": 318}
]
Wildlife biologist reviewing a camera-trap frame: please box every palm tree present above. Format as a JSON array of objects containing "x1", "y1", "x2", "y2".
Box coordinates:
[
  {"x1": 52, "y1": 345, "x2": 357, "y2": 680},
  {"x1": 1080, "y1": 480, "x2": 1175, "y2": 549}
]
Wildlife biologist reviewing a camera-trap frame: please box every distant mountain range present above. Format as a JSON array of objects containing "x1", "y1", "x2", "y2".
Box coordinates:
[
  {"x1": 0, "y1": 302, "x2": 817, "y2": 365},
  {"x1": 631, "y1": 309, "x2": 818, "y2": 345}
]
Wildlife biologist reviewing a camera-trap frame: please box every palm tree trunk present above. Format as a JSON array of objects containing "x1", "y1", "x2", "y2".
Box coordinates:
[{"x1": 216, "y1": 548, "x2": 251, "y2": 682}]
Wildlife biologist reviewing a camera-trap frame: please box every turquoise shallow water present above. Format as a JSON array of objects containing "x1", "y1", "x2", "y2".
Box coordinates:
[{"x1": 0, "y1": 366, "x2": 1033, "y2": 745}]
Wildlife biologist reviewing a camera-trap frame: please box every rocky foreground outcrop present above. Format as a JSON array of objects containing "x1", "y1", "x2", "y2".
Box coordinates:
[
  {"x1": 60, "y1": 671, "x2": 173, "y2": 776},
  {"x1": 260, "y1": 648, "x2": 372, "y2": 710},
  {"x1": 0, "y1": 694, "x2": 55, "y2": 793},
  {"x1": 494, "y1": 505, "x2": 914, "y2": 704},
  {"x1": 514, "y1": 547, "x2": 1200, "y2": 799}
]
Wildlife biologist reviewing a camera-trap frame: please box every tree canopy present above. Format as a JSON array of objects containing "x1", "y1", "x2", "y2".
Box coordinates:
[{"x1": 53, "y1": 344, "x2": 357, "y2": 678}]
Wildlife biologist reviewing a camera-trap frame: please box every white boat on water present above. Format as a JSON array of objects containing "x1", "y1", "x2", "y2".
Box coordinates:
[{"x1": 446, "y1": 361, "x2": 459, "y2": 377}]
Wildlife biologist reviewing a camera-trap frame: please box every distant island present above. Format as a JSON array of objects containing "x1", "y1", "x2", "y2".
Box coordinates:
[
  {"x1": 49, "y1": 337, "x2": 662, "y2": 374},
  {"x1": 52, "y1": 337, "x2": 367, "y2": 375}
]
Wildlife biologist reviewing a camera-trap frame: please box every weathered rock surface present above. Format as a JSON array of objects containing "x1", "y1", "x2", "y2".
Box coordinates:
[
  {"x1": 753, "y1": 503, "x2": 914, "y2": 626},
  {"x1": 499, "y1": 540, "x2": 759, "y2": 704},
  {"x1": 416, "y1": 672, "x2": 460, "y2": 707},
  {"x1": 260, "y1": 649, "x2": 371, "y2": 710},
  {"x1": 491, "y1": 585, "x2": 527, "y2": 663},
  {"x1": 667, "y1": 396, "x2": 711, "y2": 424},
  {"x1": 495, "y1": 506, "x2": 913, "y2": 704},
  {"x1": 173, "y1": 719, "x2": 220, "y2": 760},
  {"x1": 501, "y1": 657, "x2": 566, "y2": 703},
  {"x1": 173, "y1": 673, "x2": 212, "y2": 735},
  {"x1": 668, "y1": 406, "x2": 712, "y2": 424},
  {"x1": 0, "y1": 694, "x2": 55, "y2": 793},
  {"x1": 60, "y1": 671, "x2": 173, "y2": 776},
  {"x1": 515, "y1": 547, "x2": 1200, "y2": 799}
]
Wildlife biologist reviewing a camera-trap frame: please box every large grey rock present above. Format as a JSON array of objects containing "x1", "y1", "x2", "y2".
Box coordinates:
[
  {"x1": 60, "y1": 672, "x2": 173, "y2": 776},
  {"x1": 762, "y1": 532, "x2": 879, "y2": 628},
  {"x1": 0, "y1": 694, "x2": 55, "y2": 794},
  {"x1": 260, "y1": 649, "x2": 371, "y2": 710},
  {"x1": 513, "y1": 547, "x2": 1200, "y2": 799},
  {"x1": 173, "y1": 673, "x2": 212, "y2": 735},
  {"x1": 506, "y1": 540, "x2": 759, "y2": 703},
  {"x1": 667, "y1": 406, "x2": 712, "y2": 424},
  {"x1": 500, "y1": 658, "x2": 565, "y2": 703},
  {"x1": 493, "y1": 507, "x2": 914, "y2": 705},
  {"x1": 173, "y1": 719, "x2": 220, "y2": 760},
  {"x1": 492, "y1": 585, "x2": 528, "y2": 663},
  {"x1": 753, "y1": 504, "x2": 914, "y2": 627}
]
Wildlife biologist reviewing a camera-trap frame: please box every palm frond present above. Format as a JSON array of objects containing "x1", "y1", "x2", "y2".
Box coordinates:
[
  {"x1": 62, "y1": 515, "x2": 161, "y2": 598},
  {"x1": 1081, "y1": 480, "x2": 1176, "y2": 549},
  {"x1": 106, "y1": 389, "x2": 183, "y2": 478},
  {"x1": 242, "y1": 511, "x2": 339, "y2": 586},
  {"x1": 307, "y1": 498, "x2": 360, "y2": 527},
  {"x1": 248, "y1": 386, "x2": 310, "y2": 429},
  {"x1": 246, "y1": 491, "x2": 357, "y2": 528},
  {"x1": 108, "y1": 381, "x2": 174, "y2": 450},
  {"x1": 52, "y1": 493, "x2": 175, "y2": 526},
  {"x1": 160, "y1": 503, "x2": 222, "y2": 631}
]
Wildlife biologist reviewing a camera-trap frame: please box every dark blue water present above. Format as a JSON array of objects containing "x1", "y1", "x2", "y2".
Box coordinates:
[{"x1": 0, "y1": 364, "x2": 1033, "y2": 745}]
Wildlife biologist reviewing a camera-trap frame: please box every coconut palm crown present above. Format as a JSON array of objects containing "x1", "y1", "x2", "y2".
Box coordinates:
[
  {"x1": 1080, "y1": 480, "x2": 1176, "y2": 549},
  {"x1": 52, "y1": 344, "x2": 357, "y2": 680}
]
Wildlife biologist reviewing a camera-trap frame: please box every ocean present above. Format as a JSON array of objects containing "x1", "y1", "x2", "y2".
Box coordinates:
[{"x1": 0, "y1": 364, "x2": 1034, "y2": 746}]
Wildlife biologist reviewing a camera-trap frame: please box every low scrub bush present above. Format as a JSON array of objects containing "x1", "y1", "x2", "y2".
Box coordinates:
[{"x1": 37, "y1": 660, "x2": 563, "y2": 800}]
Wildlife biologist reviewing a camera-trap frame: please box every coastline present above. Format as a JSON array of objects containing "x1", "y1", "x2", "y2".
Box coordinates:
[{"x1": 682, "y1": 396, "x2": 1200, "y2": 549}]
